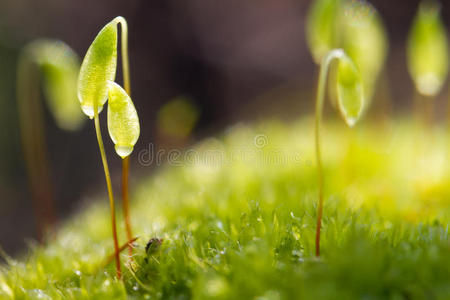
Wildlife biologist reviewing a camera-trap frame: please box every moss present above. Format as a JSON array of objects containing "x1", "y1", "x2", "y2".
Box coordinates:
[{"x1": 1, "y1": 118, "x2": 449, "y2": 299}]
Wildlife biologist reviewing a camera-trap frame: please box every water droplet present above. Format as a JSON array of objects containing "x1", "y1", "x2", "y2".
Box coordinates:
[
  {"x1": 103, "y1": 279, "x2": 111, "y2": 287},
  {"x1": 115, "y1": 145, "x2": 133, "y2": 158}
]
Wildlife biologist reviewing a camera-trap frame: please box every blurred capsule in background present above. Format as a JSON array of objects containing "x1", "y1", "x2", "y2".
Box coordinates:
[
  {"x1": 340, "y1": 0, "x2": 388, "y2": 104},
  {"x1": 16, "y1": 39, "x2": 84, "y2": 239},
  {"x1": 306, "y1": 0, "x2": 341, "y2": 64},
  {"x1": 407, "y1": 1, "x2": 449, "y2": 97},
  {"x1": 156, "y1": 97, "x2": 200, "y2": 146},
  {"x1": 23, "y1": 40, "x2": 84, "y2": 130}
]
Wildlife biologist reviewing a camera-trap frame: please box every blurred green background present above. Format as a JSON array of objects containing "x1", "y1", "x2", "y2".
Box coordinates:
[{"x1": 0, "y1": 0, "x2": 449, "y2": 255}]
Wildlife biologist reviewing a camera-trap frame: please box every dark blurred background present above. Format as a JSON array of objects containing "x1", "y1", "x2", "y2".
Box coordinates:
[{"x1": 0, "y1": 0, "x2": 449, "y2": 255}]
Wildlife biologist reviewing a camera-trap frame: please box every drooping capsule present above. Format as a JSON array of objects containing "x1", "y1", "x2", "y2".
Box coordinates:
[
  {"x1": 336, "y1": 54, "x2": 364, "y2": 127},
  {"x1": 107, "y1": 81, "x2": 140, "y2": 158},
  {"x1": 78, "y1": 19, "x2": 118, "y2": 118},
  {"x1": 407, "y1": 1, "x2": 449, "y2": 97}
]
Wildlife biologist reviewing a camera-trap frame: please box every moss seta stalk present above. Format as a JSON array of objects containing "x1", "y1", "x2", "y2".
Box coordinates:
[
  {"x1": 93, "y1": 95, "x2": 121, "y2": 279},
  {"x1": 122, "y1": 156, "x2": 133, "y2": 257},
  {"x1": 314, "y1": 49, "x2": 345, "y2": 257},
  {"x1": 115, "y1": 16, "x2": 134, "y2": 257}
]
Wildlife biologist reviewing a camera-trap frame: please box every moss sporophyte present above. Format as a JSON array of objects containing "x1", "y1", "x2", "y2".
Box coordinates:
[
  {"x1": 78, "y1": 16, "x2": 140, "y2": 279},
  {"x1": 108, "y1": 81, "x2": 140, "y2": 261},
  {"x1": 306, "y1": 0, "x2": 380, "y2": 257},
  {"x1": 17, "y1": 40, "x2": 84, "y2": 240},
  {"x1": 306, "y1": 0, "x2": 388, "y2": 106},
  {"x1": 314, "y1": 49, "x2": 364, "y2": 256}
]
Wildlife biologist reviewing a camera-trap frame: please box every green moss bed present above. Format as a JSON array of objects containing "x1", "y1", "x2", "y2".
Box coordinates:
[{"x1": 1, "y1": 118, "x2": 449, "y2": 299}]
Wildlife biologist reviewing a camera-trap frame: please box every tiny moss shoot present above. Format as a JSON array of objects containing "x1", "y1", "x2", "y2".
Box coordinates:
[
  {"x1": 16, "y1": 40, "x2": 83, "y2": 240},
  {"x1": 78, "y1": 18, "x2": 122, "y2": 278},
  {"x1": 314, "y1": 49, "x2": 364, "y2": 257}
]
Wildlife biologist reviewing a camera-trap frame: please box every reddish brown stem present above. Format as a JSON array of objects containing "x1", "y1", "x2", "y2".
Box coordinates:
[
  {"x1": 102, "y1": 237, "x2": 138, "y2": 269},
  {"x1": 122, "y1": 156, "x2": 133, "y2": 257}
]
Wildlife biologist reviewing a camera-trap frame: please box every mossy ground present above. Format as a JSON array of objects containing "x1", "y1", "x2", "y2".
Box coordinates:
[{"x1": 1, "y1": 118, "x2": 449, "y2": 299}]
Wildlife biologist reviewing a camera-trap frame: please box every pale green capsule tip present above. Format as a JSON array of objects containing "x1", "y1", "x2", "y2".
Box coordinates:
[
  {"x1": 78, "y1": 19, "x2": 118, "y2": 118},
  {"x1": 81, "y1": 104, "x2": 104, "y2": 119},
  {"x1": 107, "y1": 81, "x2": 140, "y2": 157},
  {"x1": 336, "y1": 54, "x2": 364, "y2": 127},
  {"x1": 115, "y1": 145, "x2": 134, "y2": 158}
]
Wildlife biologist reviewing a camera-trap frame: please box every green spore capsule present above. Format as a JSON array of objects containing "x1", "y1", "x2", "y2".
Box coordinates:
[
  {"x1": 336, "y1": 54, "x2": 364, "y2": 127},
  {"x1": 407, "y1": 1, "x2": 449, "y2": 97},
  {"x1": 107, "y1": 81, "x2": 140, "y2": 158},
  {"x1": 78, "y1": 19, "x2": 119, "y2": 118}
]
